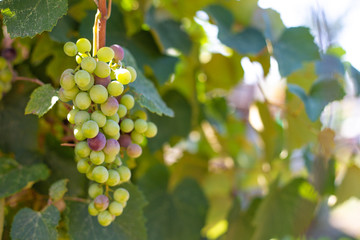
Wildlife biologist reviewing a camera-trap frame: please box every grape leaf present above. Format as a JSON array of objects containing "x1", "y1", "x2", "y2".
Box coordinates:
[
  {"x1": 252, "y1": 178, "x2": 318, "y2": 240},
  {"x1": 0, "y1": 157, "x2": 49, "y2": 198},
  {"x1": 25, "y1": 84, "x2": 58, "y2": 117},
  {"x1": 0, "y1": 0, "x2": 68, "y2": 38},
  {"x1": 138, "y1": 164, "x2": 208, "y2": 240},
  {"x1": 66, "y1": 183, "x2": 147, "y2": 240},
  {"x1": 335, "y1": 165, "x2": 360, "y2": 205},
  {"x1": 205, "y1": 4, "x2": 266, "y2": 55},
  {"x1": 348, "y1": 65, "x2": 360, "y2": 96},
  {"x1": 273, "y1": 27, "x2": 320, "y2": 76},
  {"x1": 122, "y1": 49, "x2": 174, "y2": 117},
  {"x1": 315, "y1": 54, "x2": 345, "y2": 79},
  {"x1": 10, "y1": 205, "x2": 60, "y2": 240},
  {"x1": 49, "y1": 178, "x2": 68, "y2": 201}
]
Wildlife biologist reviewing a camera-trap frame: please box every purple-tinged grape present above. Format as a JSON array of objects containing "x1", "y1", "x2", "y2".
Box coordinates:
[
  {"x1": 103, "y1": 139, "x2": 120, "y2": 156},
  {"x1": 94, "y1": 194, "x2": 109, "y2": 211},
  {"x1": 127, "y1": 143, "x2": 142, "y2": 158},
  {"x1": 98, "y1": 210, "x2": 112, "y2": 227},
  {"x1": 118, "y1": 134, "x2": 131, "y2": 148},
  {"x1": 88, "y1": 183, "x2": 103, "y2": 199},
  {"x1": 87, "y1": 132, "x2": 106, "y2": 151},
  {"x1": 94, "y1": 75, "x2": 111, "y2": 87},
  {"x1": 100, "y1": 97, "x2": 119, "y2": 116},
  {"x1": 1, "y1": 48, "x2": 17, "y2": 61},
  {"x1": 110, "y1": 44, "x2": 124, "y2": 62}
]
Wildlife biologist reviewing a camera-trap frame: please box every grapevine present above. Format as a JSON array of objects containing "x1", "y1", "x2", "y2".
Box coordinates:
[{"x1": 58, "y1": 10, "x2": 158, "y2": 226}]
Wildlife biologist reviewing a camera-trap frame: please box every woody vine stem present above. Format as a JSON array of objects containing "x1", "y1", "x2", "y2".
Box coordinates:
[{"x1": 93, "y1": 0, "x2": 112, "y2": 56}]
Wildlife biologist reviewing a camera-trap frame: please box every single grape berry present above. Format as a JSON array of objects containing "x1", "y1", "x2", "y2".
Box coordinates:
[
  {"x1": 89, "y1": 84, "x2": 108, "y2": 104},
  {"x1": 88, "y1": 201, "x2": 99, "y2": 216},
  {"x1": 74, "y1": 125, "x2": 86, "y2": 141},
  {"x1": 94, "y1": 194, "x2": 109, "y2": 211},
  {"x1": 60, "y1": 73, "x2": 75, "y2": 90},
  {"x1": 117, "y1": 104, "x2": 127, "y2": 118},
  {"x1": 88, "y1": 183, "x2": 104, "y2": 199},
  {"x1": 133, "y1": 110, "x2": 147, "y2": 120},
  {"x1": 95, "y1": 61, "x2": 111, "y2": 78},
  {"x1": 98, "y1": 210, "x2": 113, "y2": 227},
  {"x1": 63, "y1": 86, "x2": 79, "y2": 100},
  {"x1": 103, "y1": 119, "x2": 120, "y2": 137},
  {"x1": 87, "y1": 132, "x2": 106, "y2": 151},
  {"x1": 94, "y1": 75, "x2": 111, "y2": 87},
  {"x1": 82, "y1": 120, "x2": 99, "y2": 138},
  {"x1": 90, "y1": 150, "x2": 105, "y2": 165},
  {"x1": 145, "y1": 122, "x2": 158, "y2": 138},
  {"x1": 101, "y1": 97, "x2": 119, "y2": 116},
  {"x1": 67, "y1": 108, "x2": 79, "y2": 124},
  {"x1": 117, "y1": 166, "x2": 131, "y2": 182},
  {"x1": 77, "y1": 159, "x2": 90, "y2": 173},
  {"x1": 120, "y1": 94, "x2": 135, "y2": 110},
  {"x1": 131, "y1": 131, "x2": 144, "y2": 144},
  {"x1": 127, "y1": 143, "x2": 142, "y2": 158},
  {"x1": 74, "y1": 110, "x2": 90, "y2": 126},
  {"x1": 107, "y1": 81, "x2": 124, "y2": 97},
  {"x1": 120, "y1": 119, "x2": 134, "y2": 133},
  {"x1": 64, "y1": 42, "x2": 78, "y2": 57},
  {"x1": 81, "y1": 57, "x2": 97, "y2": 73},
  {"x1": 97, "y1": 47, "x2": 115, "y2": 62},
  {"x1": 75, "y1": 141, "x2": 91, "y2": 158},
  {"x1": 126, "y1": 66, "x2": 137, "y2": 82},
  {"x1": 118, "y1": 134, "x2": 132, "y2": 148},
  {"x1": 104, "y1": 153, "x2": 116, "y2": 163},
  {"x1": 110, "y1": 44, "x2": 124, "y2": 62},
  {"x1": 92, "y1": 166, "x2": 109, "y2": 183},
  {"x1": 109, "y1": 201, "x2": 123, "y2": 216},
  {"x1": 76, "y1": 38, "x2": 91, "y2": 53},
  {"x1": 103, "y1": 139, "x2": 120, "y2": 156},
  {"x1": 116, "y1": 68, "x2": 131, "y2": 85},
  {"x1": 113, "y1": 188, "x2": 130, "y2": 203},
  {"x1": 75, "y1": 92, "x2": 91, "y2": 110},
  {"x1": 74, "y1": 70, "x2": 91, "y2": 88},
  {"x1": 134, "y1": 119, "x2": 148, "y2": 133},
  {"x1": 106, "y1": 170, "x2": 120, "y2": 186}
]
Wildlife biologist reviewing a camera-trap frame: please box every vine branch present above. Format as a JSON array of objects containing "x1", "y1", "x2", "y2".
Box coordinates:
[{"x1": 14, "y1": 76, "x2": 44, "y2": 86}]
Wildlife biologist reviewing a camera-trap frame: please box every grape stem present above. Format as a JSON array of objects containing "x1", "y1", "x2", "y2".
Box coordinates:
[
  {"x1": 93, "y1": 0, "x2": 111, "y2": 56},
  {"x1": 64, "y1": 196, "x2": 90, "y2": 203},
  {"x1": 60, "y1": 143, "x2": 76, "y2": 147},
  {"x1": 14, "y1": 76, "x2": 44, "y2": 86}
]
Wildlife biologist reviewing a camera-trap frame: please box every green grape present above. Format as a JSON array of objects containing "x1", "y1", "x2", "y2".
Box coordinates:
[
  {"x1": 0, "y1": 57, "x2": 7, "y2": 70},
  {"x1": 133, "y1": 110, "x2": 147, "y2": 120},
  {"x1": 74, "y1": 70, "x2": 91, "y2": 88},
  {"x1": 134, "y1": 119, "x2": 148, "y2": 133},
  {"x1": 103, "y1": 119, "x2": 120, "y2": 137},
  {"x1": 117, "y1": 104, "x2": 127, "y2": 118},
  {"x1": 145, "y1": 122, "x2": 158, "y2": 138},
  {"x1": 100, "y1": 97, "x2": 119, "y2": 116},
  {"x1": 107, "y1": 113, "x2": 119, "y2": 123},
  {"x1": 97, "y1": 210, "x2": 112, "y2": 227},
  {"x1": 109, "y1": 201, "x2": 123, "y2": 216},
  {"x1": 88, "y1": 183, "x2": 103, "y2": 199},
  {"x1": 113, "y1": 188, "x2": 130, "y2": 203},
  {"x1": 127, "y1": 66, "x2": 137, "y2": 82},
  {"x1": 120, "y1": 119, "x2": 134, "y2": 133},
  {"x1": 115, "y1": 68, "x2": 131, "y2": 85},
  {"x1": 82, "y1": 120, "x2": 99, "y2": 138},
  {"x1": 127, "y1": 143, "x2": 142, "y2": 158},
  {"x1": 75, "y1": 141, "x2": 91, "y2": 158},
  {"x1": 107, "y1": 81, "x2": 124, "y2": 97},
  {"x1": 81, "y1": 57, "x2": 97, "y2": 73},
  {"x1": 78, "y1": 73, "x2": 94, "y2": 91},
  {"x1": 91, "y1": 110, "x2": 107, "y2": 128},
  {"x1": 131, "y1": 131, "x2": 144, "y2": 144},
  {"x1": 61, "y1": 69, "x2": 74, "y2": 78},
  {"x1": 89, "y1": 84, "x2": 108, "y2": 104},
  {"x1": 117, "y1": 166, "x2": 131, "y2": 182},
  {"x1": 94, "y1": 61, "x2": 111, "y2": 78},
  {"x1": 64, "y1": 42, "x2": 78, "y2": 57},
  {"x1": 58, "y1": 88, "x2": 71, "y2": 102},
  {"x1": 76, "y1": 55, "x2": 82, "y2": 64},
  {"x1": 88, "y1": 201, "x2": 99, "y2": 216},
  {"x1": 92, "y1": 166, "x2": 109, "y2": 183},
  {"x1": 90, "y1": 150, "x2": 105, "y2": 165},
  {"x1": 106, "y1": 170, "x2": 120, "y2": 186},
  {"x1": 74, "y1": 125, "x2": 86, "y2": 141},
  {"x1": 114, "y1": 156, "x2": 122, "y2": 166},
  {"x1": 104, "y1": 139, "x2": 120, "y2": 156},
  {"x1": 74, "y1": 111, "x2": 90, "y2": 126},
  {"x1": 86, "y1": 165, "x2": 95, "y2": 181},
  {"x1": 75, "y1": 92, "x2": 91, "y2": 110},
  {"x1": 104, "y1": 153, "x2": 116, "y2": 163},
  {"x1": 77, "y1": 158, "x2": 90, "y2": 173},
  {"x1": 76, "y1": 38, "x2": 91, "y2": 53},
  {"x1": 60, "y1": 73, "x2": 75, "y2": 90},
  {"x1": 113, "y1": 132, "x2": 120, "y2": 140},
  {"x1": 110, "y1": 70, "x2": 116, "y2": 80},
  {"x1": 0, "y1": 69, "x2": 12, "y2": 83},
  {"x1": 97, "y1": 47, "x2": 115, "y2": 62},
  {"x1": 120, "y1": 94, "x2": 134, "y2": 110},
  {"x1": 63, "y1": 86, "x2": 79, "y2": 100},
  {"x1": 67, "y1": 108, "x2": 79, "y2": 124}
]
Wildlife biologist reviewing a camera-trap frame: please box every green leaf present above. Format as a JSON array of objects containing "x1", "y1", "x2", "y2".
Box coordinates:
[
  {"x1": 288, "y1": 78, "x2": 345, "y2": 121},
  {"x1": 0, "y1": 157, "x2": 49, "y2": 198},
  {"x1": 287, "y1": 62, "x2": 317, "y2": 92},
  {"x1": 49, "y1": 179, "x2": 68, "y2": 201},
  {"x1": 205, "y1": 5, "x2": 266, "y2": 55},
  {"x1": 252, "y1": 178, "x2": 318, "y2": 240},
  {"x1": 66, "y1": 183, "x2": 147, "y2": 240},
  {"x1": 138, "y1": 164, "x2": 208, "y2": 240},
  {"x1": 315, "y1": 54, "x2": 345, "y2": 78},
  {"x1": 336, "y1": 166, "x2": 360, "y2": 205},
  {"x1": 0, "y1": 0, "x2": 68, "y2": 38},
  {"x1": 25, "y1": 84, "x2": 58, "y2": 117},
  {"x1": 122, "y1": 49, "x2": 174, "y2": 117},
  {"x1": 349, "y1": 65, "x2": 360, "y2": 96},
  {"x1": 146, "y1": 7, "x2": 192, "y2": 54},
  {"x1": 273, "y1": 27, "x2": 320, "y2": 76},
  {"x1": 10, "y1": 205, "x2": 60, "y2": 240}
]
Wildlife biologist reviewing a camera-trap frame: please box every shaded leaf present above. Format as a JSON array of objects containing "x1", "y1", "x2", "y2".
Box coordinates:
[
  {"x1": 10, "y1": 205, "x2": 60, "y2": 240},
  {"x1": 66, "y1": 183, "x2": 147, "y2": 240},
  {"x1": 138, "y1": 164, "x2": 208, "y2": 240},
  {"x1": 336, "y1": 166, "x2": 360, "y2": 205},
  {"x1": 1, "y1": 0, "x2": 67, "y2": 38},
  {"x1": 315, "y1": 54, "x2": 345, "y2": 79},
  {"x1": 273, "y1": 27, "x2": 320, "y2": 76},
  {"x1": 349, "y1": 65, "x2": 360, "y2": 96},
  {"x1": 25, "y1": 84, "x2": 58, "y2": 117},
  {"x1": 49, "y1": 178, "x2": 68, "y2": 201}
]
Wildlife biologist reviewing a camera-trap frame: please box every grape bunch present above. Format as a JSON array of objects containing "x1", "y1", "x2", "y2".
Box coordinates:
[
  {"x1": 59, "y1": 38, "x2": 158, "y2": 227},
  {"x1": 0, "y1": 56, "x2": 13, "y2": 100}
]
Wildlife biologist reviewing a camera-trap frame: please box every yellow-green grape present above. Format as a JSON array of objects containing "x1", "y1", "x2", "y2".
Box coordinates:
[
  {"x1": 109, "y1": 201, "x2": 123, "y2": 216},
  {"x1": 131, "y1": 131, "x2": 144, "y2": 144},
  {"x1": 134, "y1": 119, "x2": 148, "y2": 133},
  {"x1": 97, "y1": 47, "x2": 115, "y2": 62},
  {"x1": 103, "y1": 119, "x2": 120, "y2": 137},
  {"x1": 92, "y1": 166, "x2": 109, "y2": 183},
  {"x1": 117, "y1": 166, "x2": 131, "y2": 182},
  {"x1": 106, "y1": 170, "x2": 120, "y2": 186},
  {"x1": 86, "y1": 165, "x2": 95, "y2": 181},
  {"x1": 82, "y1": 120, "x2": 99, "y2": 138},
  {"x1": 97, "y1": 210, "x2": 113, "y2": 227},
  {"x1": 110, "y1": 70, "x2": 116, "y2": 79},
  {"x1": 107, "y1": 113, "x2": 119, "y2": 123},
  {"x1": 74, "y1": 125, "x2": 86, "y2": 141},
  {"x1": 58, "y1": 88, "x2": 71, "y2": 102},
  {"x1": 120, "y1": 119, "x2": 134, "y2": 133},
  {"x1": 114, "y1": 156, "x2": 122, "y2": 166},
  {"x1": 113, "y1": 188, "x2": 130, "y2": 203},
  {"x1": 0, "y1": 69, "x2": 12, "y2": 83},
  {"x1": 126, "y1": 66, "x2": 137, "y2": 82},
  {"x1": 116, "y1": 68, "x2": 131, "y2": 85},
  {"x1": 78, "y1": 73, "x2": 94, "y2": 91},
  {"x1": 63, "y1": 86, "x2": 79, "y2": 100},
  {"x1": 89, "y1": 84, "x2": 108, "y2": 104},
  {"x1": 67, "y1": 108, "x2": 79, "y2": 124},
  {"x1": 133, "y1": 110, "x2": 147, "y2": 120},
  {"x1": 94, "y1": 61, "x2": 111, "y2": 78},
  {"x1": 104, "y1": 153, "x2": 116, "y2": 163},
  {"x1": 88, "y1": 201, "x2": 99, "y2": 216},
  {"x1": 75, "y1": 141, "x2": 91, "y2": 158},
  {"x1": 76, "y1": 55, "x2": 82, "y2": 64},
  {"x1": 76, "y1": 38, "x2": 91, "y2": 53},
  {"x1": 107, "y1": 81, "x2": 124, "y2": 97},
  {"x1": 81, "y1": 57, "x2": 97, "y2": 73},
  {"x1": 145, "y1": 122, "x2": 158, "y2": 138},
  {"x1": 0, "y1": 57, "x2": 7, "y2": 70},
  {"x1": 74, "y1": 111, "x2": 90, "y2": 126},
  {"x1": 64, "y1": 42, "x2": 78, "y2": 57},
  {"x1": 60, "y1": 73, "x2": 75, "y2": 90},
  {"x1": 117, "y1": 104, "x2": 127, "y2": 118},
  {"x1": 88, "y1": 183, "x2": 103, "y2": 199},
  {"x1": 120, "y1": 94, "x2": 134, "y2": 110},
  {"x1": 75, "y1": 92, "x2": 91, "y2": 110},
  {"x1": 113, "y1": 132, "x2": 120, "y2": 140},
  {"x1": 91, "y1": 110, "x2": 107, "y2": 128},
  {"x1": 90, "y1": 150, "x2": 105, "y2": 165},
  {"x1": 77, "y1": 158, "x2": 90, "y2": 173},
  {"x1": 75, "y1": 70, "x2": 91, "y2": 88}
]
